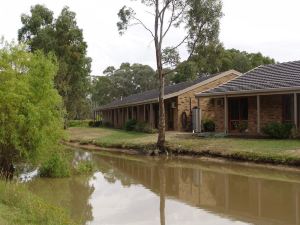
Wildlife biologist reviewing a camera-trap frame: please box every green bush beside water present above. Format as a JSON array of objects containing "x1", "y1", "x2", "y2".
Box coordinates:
[
  {"x1": 39, "y1": 152, "x2": 71, "y2": 178},
  {"x1": 74, "y1": 160, "x2": 94, "y2": 175},
  {"x1": 0, "y1": 181, "x2": 76, "y2": 225}
]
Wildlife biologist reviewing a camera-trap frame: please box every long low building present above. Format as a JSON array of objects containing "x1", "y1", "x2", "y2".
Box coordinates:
[
  {"x1": 94, "y1": 70, "x2": 240, "y2": 131},
  {"x1": 196, "y1": 60, "x2": 300, "y2": 135}
]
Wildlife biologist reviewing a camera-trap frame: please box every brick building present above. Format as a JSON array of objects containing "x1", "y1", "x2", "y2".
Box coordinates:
[
  {"x1": 94, "y1": 70, "x2": 240, "y2": 131},
  {"x1": 196, "y1": 61, "x2": 300, "y2": 135}
]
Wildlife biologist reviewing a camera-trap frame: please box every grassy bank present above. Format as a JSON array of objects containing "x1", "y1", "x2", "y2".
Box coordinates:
[
  {"x1": 68, "y1": 127, "x2": 300, "y2": 166},
  {"x1": 0, "y1": 181, "x2": 76, "y2": 225}
]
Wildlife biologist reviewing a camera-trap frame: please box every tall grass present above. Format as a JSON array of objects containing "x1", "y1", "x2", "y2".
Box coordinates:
[{"x1": 0, "y1": 181, "x2": 77, "y2": 225}]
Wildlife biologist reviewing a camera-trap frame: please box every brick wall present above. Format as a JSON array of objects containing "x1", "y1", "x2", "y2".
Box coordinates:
[
  {"x1": 260, "y1": 95, "x2": 283, "y2": 127},
  {"x1": 206, "y1": 95, "x2": 285, "y2": 134},
  {"x1": 177, "y1": 72, "x2": 238, "y2": 131}
]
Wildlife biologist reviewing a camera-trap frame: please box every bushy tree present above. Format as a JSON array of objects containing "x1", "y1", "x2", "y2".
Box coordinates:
[
  {"x1": 171, "y1": 45, "x2": 276, "y2": 83},
  {"x1": 18, "y1": 5, "x2": 91, "y2": 119},
  {"x1": 0, "y1": 42, "x2": 64, "y2": 174},
  {"x1": 91, "y1": 76, "x2": 114, "y2": 107},
  {"x1": 220, "y1": 48, "x2": 275, "y2": 73}
]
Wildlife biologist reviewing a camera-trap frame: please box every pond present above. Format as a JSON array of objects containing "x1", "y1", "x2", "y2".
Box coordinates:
[{"x1": 27, "y1": 149, "x2": 300, "y2": 225}]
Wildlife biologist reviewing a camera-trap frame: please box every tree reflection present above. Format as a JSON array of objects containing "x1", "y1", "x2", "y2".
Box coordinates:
[
  {"x1": 69, "y1": 176, "x2": 94, "y2": 223},
  {"x1": 27, "y1": 173, "x2": 95, "y2": 224},
  {"x1": 159, "y1": 160, "x2": 166, "y2": 225}
]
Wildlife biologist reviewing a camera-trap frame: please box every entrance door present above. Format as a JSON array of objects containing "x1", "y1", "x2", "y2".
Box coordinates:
[{"x1": 229, "y1": 98, "x2": 248, "y2": 132}]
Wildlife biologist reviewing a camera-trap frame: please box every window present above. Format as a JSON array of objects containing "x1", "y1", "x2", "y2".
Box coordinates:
[
  {"x1": 282, "y1": 95, "x2": 293, "y2": 122},
  {"x1": 229, "y1": 98, "x2": 248, "y2": 131}
]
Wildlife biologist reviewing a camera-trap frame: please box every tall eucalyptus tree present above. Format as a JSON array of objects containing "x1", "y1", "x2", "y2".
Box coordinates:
[{"x1": 117, "y1": 0, "x2": 223, "y2": 150}]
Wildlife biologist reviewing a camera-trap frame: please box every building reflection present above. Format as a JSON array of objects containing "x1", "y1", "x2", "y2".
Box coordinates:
[{"x1": 95, "y1": 154, "x2": 300, "y2": 225}]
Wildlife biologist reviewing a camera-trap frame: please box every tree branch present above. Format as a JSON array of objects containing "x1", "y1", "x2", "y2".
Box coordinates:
[
  {"x1": 132, "y1": 16, "x2": 155, "y2": 38},
  {"x1": 162, "y1": 2, "x2": 187, "y2": 39},
  {"x1": 169, "y1": 34, "x2": 189, "y2": 51},
  {"x1": 162, "y1": 23, "x2": 206, "y2": 76}
]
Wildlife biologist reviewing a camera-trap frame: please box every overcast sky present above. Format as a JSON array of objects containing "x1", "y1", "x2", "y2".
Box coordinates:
[{"x1": 1, "y1": 0, "x2": 300, "y2": 75}]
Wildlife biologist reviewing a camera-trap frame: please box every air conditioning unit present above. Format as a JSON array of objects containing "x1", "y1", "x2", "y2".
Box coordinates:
[{"x1": 171, "y1": 102, "x2": 176, "y2": 108}]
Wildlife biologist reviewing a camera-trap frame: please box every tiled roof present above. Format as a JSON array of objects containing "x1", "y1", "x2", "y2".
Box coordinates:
[
  {"x1": 97, "y1": 70, "x2": 238, "y2": 110},
  {"x1": 198, "y1": 61, "x2": 300, "y2": 96}
]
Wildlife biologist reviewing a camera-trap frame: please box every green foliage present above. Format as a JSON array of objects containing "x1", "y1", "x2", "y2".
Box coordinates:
[
  {"x1": 203, "y1": 119, "x2": 216, "y2": 132},
  {"x1": 88, "y1": 121, "x2": 102, "y2": 127},
  {"x1": 0, "y1": 181, "x2": 76, "y2": 225},
  {"x1": 18, "y1": 5, "x2": 92, "y2": 119},
  {"x1": 74, "y1": 160, "x2": 94, "y2": 175},
  {"x1": 91, "y1": 76, "x2": 114, "y2": 106},
  {"x1": 39, "y1": 152, "x2": 71, "y2": 178},
  {"x1": 0, "y1": 42, "x2": 64, "y2": 171},
  {"x1": 172, "y1": 44, "x2": 276, "y2": 83},
  {"x1": 88, "y1": 121, "x2": 94, "y2": 127},
  {"x1": 220, "y1": 48, "x2": 275, "y2": 73},
  {"x1": 123, "y1": 120, "x2": 156, "y2": 133},
  {"x1": 68, "y1": 120, "x2": 91, "y2": 128},
  {"x1": 125, "y1": 119, "x2": 138, "y2": 131},
  {"x1": 162, "y1": 47, "x2": 180, "y2": 68},
  {"x1": 170, "y1": 61, "x2": 198, "y2": 84},
  {"x1": 262, "y1": 122, "x2": 293, "y2": 139},
  {"x1": 134, "y1": 122, "x2": 157, "y2": 134}
]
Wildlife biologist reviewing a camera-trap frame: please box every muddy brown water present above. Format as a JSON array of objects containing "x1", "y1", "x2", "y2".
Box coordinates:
[{"x1": 27, "y1": 150, "x2": 300, "y2": 225}]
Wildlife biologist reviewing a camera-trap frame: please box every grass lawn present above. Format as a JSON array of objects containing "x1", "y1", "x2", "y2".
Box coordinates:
[
  {"x1": 0, "y1": 181, "x2": 76, "y2": 225},
  {"x1": 68, "y1": 127, "x2": 300, "y2": 165}
]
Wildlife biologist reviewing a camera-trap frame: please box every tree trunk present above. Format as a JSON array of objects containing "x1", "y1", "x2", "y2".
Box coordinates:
[
  {"x1": 155, "y1": 52, "x2": 166, "y2": 151},
  {"x1": 154, "y1": 0, "x2": 166, "y2": 151},
  {"x1": 0, "y1": 158, "x2": 15, "y2": 181},
  {"x1": 157, "y1": 69, "x2": 166, "y2": 150}
]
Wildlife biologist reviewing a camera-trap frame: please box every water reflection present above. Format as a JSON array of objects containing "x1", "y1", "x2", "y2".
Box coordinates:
[{"x1": 28, "y1": 151, "x2": 300, "y2": 225}]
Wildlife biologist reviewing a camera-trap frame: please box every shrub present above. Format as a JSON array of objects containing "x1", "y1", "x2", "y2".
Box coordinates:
[
  {"x1": 262, "y1": 122, "x2": 293, "y2": 139},
  {"x1": 203, "y1": 119, "x2": 215, "y2": 132},
  {"x1": 68, "y1": 120, "x2": 91, "y2": 127},
  {"x1": 134, "y1": 122, "x2": 157, "y2": 133},
  {"x1": 74, "y1": 160, "x2": 94, "y2": 175},
  {"x1": 125, "y1": 119, "x2": 137, "y2": 131},
  {"x1": 95, "y1": 121, "x2": 102, "y2": 127},
  {"x1": 88, "y1": 121, "x2": 102, "y2": 127},
  {"x1": 134, "y1": 122, "x2": 147, "y2": 132},
  {"x1": 39, "y1": 152, "x2": 70, "y2": 178}
]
